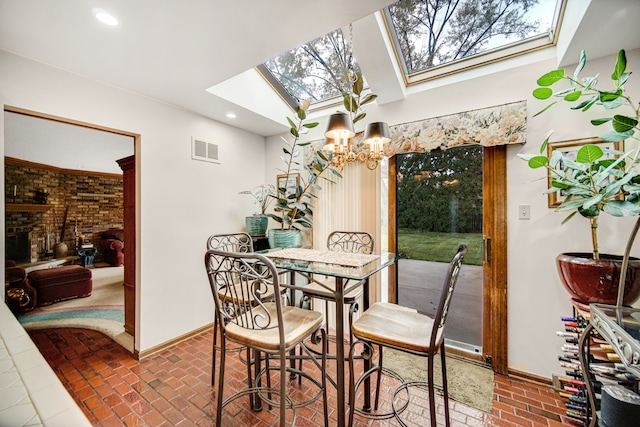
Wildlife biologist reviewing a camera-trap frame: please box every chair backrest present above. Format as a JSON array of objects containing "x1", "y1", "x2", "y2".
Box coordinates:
[
  {"x1": 205, "y1": 249, "x2": 285, "y2": 341},
  {"x1": 327, "y1": 231, "x2": 374, "y2": 254},
  {"x1": 206, "y1": 232, "x2": 254, "y2": 252},
  {"x1": 430, "y1": 244, "x2": 467, "y2": 350}
]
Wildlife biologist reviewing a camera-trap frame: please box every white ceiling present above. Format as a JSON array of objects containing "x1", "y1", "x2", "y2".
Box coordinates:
[
  {"x1": 0, "y1": 0, "x2": 395, "y2": 137},
  {"x1": 2, "y1": 0, "x2": 640, "y2": 140}
]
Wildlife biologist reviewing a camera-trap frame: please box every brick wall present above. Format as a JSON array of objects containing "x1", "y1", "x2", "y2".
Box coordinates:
[{"x1": 5, "y1": 157, "x2": 123, "y2": 263}]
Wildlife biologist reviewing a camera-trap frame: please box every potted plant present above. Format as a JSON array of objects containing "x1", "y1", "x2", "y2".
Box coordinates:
[
  {"x1": 239, "y1": 184, "x2": 275, "y2": 236},
  {"x1": 519, "y1": 49, "x2": 640, "y2": 306},
  {"x1": 268, "y1": 98, "x2": 341, "y2": 248}
]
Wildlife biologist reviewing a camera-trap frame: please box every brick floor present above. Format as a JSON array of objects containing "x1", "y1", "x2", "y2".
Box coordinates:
[{"x1": 28, "y1": 328, "x2": 579, "y2": 426}]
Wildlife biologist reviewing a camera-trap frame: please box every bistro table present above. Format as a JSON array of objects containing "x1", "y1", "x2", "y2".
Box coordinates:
[{"x1": 260, "y1": 247, "x2": 397, "y2": 427}]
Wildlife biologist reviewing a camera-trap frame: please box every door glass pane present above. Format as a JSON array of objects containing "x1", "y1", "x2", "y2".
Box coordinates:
[{"x1": 396, "y1": 145, "x2": 483, "y2": 353}]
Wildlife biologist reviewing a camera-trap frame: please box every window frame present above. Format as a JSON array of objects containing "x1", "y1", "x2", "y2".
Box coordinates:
[{"x1": 381, "y1": 0, "x2": 566, "y2": 87}]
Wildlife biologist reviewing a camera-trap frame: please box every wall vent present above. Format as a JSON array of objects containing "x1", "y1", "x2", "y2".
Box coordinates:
[{"x1": 191, "y1": 137, "x2": 219, "y2": 164}]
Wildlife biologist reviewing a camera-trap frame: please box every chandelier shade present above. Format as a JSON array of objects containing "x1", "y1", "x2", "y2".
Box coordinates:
[
  {"x1": 324, "y1": 112, "x2": 355, "y2": 143},
  {"x1": 363, "y1": 122, "x2": 391, "y2": 153}
]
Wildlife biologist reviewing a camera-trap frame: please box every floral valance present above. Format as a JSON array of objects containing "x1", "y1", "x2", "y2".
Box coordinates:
[
  {"x1": 307, "y1": 100, "x2": 526, "y2": 162},
  {"x1": 384, "y1": 100, "x2": 526, "y2": 156}
]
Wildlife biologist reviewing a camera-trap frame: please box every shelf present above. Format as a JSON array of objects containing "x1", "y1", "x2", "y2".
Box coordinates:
[{"x1": 5, "y1": 203, "x2": 53, "y2": 212}]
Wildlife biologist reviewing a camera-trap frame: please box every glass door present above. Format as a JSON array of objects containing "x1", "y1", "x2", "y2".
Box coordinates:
[{"x1": 396, "y1": 145, "x2": 484, "y2": 354}]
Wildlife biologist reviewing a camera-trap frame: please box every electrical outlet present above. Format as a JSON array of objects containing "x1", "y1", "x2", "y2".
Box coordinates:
[{"x1": 518, "y1": 204, "x2": 530, "y2": 220}]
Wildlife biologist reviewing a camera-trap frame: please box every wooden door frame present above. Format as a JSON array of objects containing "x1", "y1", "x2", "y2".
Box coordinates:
[
  {"x1": 387, "y1": 145, "x2": 508, "y2": 374},
  {"x1": 4, "y1": 105, "x2": 139, "y2": 353},
  {"x1": 483, "y1": 145, "x2": 508, "y2": 374}
]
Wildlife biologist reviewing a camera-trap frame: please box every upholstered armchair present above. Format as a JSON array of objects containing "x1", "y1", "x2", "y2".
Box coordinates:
[
  {"x1": 5, "y1": 260, "x2": 37, "y2": 312},
  {"x1": 100, "y1": 229, "x2": 124, "y2": 266}
]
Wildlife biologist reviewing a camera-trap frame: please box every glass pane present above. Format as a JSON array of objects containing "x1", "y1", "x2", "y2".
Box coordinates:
[
  {"x1": 387, "y1": 0, "x2": 561, "y2": 75},
  {"x1": 263, "y1": 29, "x2": 360, "y2": 104},
  {"x1": 396, "y1": 146, "x2": 484, "y2": 352}
]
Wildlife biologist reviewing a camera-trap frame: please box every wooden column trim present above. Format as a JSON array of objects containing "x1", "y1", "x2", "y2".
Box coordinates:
[
  {"x1": 387, "y1": 156, "x2": 398, "y2": 304},
  {"x1": 483, "y1": 145, "x2": 508, "y2": 374}
]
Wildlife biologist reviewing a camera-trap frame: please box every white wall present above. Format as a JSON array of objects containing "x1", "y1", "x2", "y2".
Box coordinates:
[
  {"x1": 4, "y1": 45, "x2": 640, "y2": 380},
  {"x1": 508, "y1": 49, "x2": 640, "y2": 377},
  {"x1": 1, "y1": 50, "x2": 267, "y2": 352},
  {"x1": 266, "y1": 47, "x2": 640, "y2": 379}
]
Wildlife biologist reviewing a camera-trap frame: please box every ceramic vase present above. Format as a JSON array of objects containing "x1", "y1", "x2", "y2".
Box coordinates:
[
  {"x1": 556, "y1": 252, "x2": 640, "y2": 306},
  {"x1": 268, "y1": 229, "x2": 302, "y2": 249},
  {"x1": 245, "y1": 214, "x2": 268, "y2": 237},
  {"x1": 53, "y1": 242, "x2": 68, "y2": 259}
]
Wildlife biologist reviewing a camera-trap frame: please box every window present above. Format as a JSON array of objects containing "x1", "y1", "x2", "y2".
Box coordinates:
[
  {"x1": 259, "y1": 27, "x2": 371, "y2": 110},
  {"x1": 385, "y1": 0, "x2": 563, "y2": 82}
]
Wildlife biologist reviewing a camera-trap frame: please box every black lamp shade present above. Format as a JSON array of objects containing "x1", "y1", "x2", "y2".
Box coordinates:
[
  {"x1": 325, "y1": 112, "x2": 355, "y2": 140},
  {"x1": 363, "y1": 122, "x2": 391, "y2": 144}
]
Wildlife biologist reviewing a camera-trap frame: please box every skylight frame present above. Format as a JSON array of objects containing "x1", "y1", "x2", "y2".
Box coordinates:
[
  {"x1": 382, "y1": 0, "x2": 566, "y2": 87},
  {"x1": 258, "y1": 27, "x2": 373, "y2": 113}
]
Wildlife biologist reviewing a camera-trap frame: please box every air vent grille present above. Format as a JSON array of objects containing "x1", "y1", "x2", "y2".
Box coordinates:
[{"x1": 191, "y1": 137, "x2": 219, "y2": 163}]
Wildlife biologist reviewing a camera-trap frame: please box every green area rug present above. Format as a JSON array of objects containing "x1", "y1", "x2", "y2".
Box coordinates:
[{"x1": 383, "y1": 347, "x2": 494, "y2": 412}]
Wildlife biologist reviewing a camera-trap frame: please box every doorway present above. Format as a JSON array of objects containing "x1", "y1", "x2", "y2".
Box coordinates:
[
  {"x1": 388, "y1": 145, "x2": 508, "y2": 373},
  {"x1": 396, "y1": 145, "x2": 484, "y2": 354},
  {"x1": 4, "y1": 106, "x2": 138, "y2": 352}
]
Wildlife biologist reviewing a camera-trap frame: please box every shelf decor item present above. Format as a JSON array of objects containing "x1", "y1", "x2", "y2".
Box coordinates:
[
  {"x1": 519, "y1": 49, "x2": 640, "y2": 306},
  {"x1": 239, "y1": 184, "x2": 275, "y2": 237},
  {"x1": 245, "y1": 215, "x2": 268, "y2": 237}
]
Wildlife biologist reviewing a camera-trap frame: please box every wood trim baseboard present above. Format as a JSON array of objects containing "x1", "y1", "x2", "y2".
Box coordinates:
[{"x1": 135, "y1": 323, "x2": 213, "y2": 360}]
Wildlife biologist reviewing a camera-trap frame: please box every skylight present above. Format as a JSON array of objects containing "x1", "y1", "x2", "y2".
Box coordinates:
[
  {"x1": 259, "y1": 0, "x2": 564, "y2": 109},
  {"x1": 260, "y1": 28, "x2": 363, "y2": 107},
  {"x1": 385, "y1": 0, "x2": 562, "y2": 78}
]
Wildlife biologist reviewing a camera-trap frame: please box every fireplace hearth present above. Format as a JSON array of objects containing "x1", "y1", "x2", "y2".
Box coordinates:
[{"x1": 6, "y1": 231, "x2": 31, "y2": 264}]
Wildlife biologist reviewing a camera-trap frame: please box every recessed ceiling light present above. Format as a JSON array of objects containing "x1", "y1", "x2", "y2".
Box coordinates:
[
  {"x1": 94, "y1": 9, "x2": 119, "y2": 26},
  {"x1": 226, "y1": 112, "x2": 237, "y2": 119}
]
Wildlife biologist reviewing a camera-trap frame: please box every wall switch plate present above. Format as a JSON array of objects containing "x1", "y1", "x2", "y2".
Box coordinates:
[{"x1": 518, "y1": 204, "x2": 530, "y2": 220}]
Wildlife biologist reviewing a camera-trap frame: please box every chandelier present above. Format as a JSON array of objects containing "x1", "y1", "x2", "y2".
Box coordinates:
[
  {"x1": 323, "y1": 118, "x2": 390, "y2": 171},
  {"x1": 323, "y1": 24, "x2": 391, "y2": 171}
]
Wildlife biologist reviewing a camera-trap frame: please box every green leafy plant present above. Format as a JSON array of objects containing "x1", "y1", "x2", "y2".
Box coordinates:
[
  {"x1": 342, "y1": 71, "x2": 377, "y2": 125},
  {"x1": 519, "y1": 49, "x2": 640, "y2": 259},
  {"x1": 270, "y1": 99, "x2": 341, "y2": 230},
  {"x1": 239, "y1": 184, "x2": 275, "y2": 215}
]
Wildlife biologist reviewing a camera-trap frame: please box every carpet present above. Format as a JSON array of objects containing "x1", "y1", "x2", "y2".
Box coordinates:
[
  {"x1": 383, "y1": 347, "x2": 494, "y2": 412},
  {"x1": 16, "y1": 266, "x2": 133, "y2": 352}
]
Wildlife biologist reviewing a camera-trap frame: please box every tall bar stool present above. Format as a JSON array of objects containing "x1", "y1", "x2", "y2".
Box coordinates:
[
  {"x1": 348, "y1": 245, "x2": 468, "y2": 427},
  {"x1": 301, "y1": 231, "x2": 374, "y2": 344},
  {"x1": 205, "y1": 249, "x2": 329, "y2": 427},
  {"x1": 206, "y1": 232, "x2": 253, "y2": 385}
]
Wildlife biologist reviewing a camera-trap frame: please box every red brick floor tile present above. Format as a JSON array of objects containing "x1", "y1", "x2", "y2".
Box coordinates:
[{"x1": 27, "y1": 328, "x2": 572, "y2": 426}]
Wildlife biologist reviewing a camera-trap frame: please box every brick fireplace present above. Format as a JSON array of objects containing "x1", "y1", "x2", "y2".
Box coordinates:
[{"x1": 5, "y1": 157, "x2": 124, "y2": 265}]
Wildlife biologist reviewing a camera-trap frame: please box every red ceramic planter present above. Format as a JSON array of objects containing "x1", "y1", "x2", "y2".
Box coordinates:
[{"x1": 556, "y1": 252, "x2": 640, "y2": 306}]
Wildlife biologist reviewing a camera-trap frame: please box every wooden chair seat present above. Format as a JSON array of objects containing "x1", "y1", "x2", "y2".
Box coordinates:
[
  {"x1": 351, "y1": 302, "x2": 442, "y2": 354},
  {"x1": 226, "y1": 302, "x2": 324, "y2": 351}
]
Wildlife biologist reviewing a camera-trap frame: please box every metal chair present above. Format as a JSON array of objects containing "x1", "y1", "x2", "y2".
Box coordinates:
[
  {"x1": 206, "y1": 232, "x2": 254, "y2": 253},
  {"x1": 301, "y1": 231, "x2": 374, "y2": 344},
  {"x1": 205, "y1": 249, "x2": 328, "y2": 427},
  {"x1": 348, "y1": 244, "x2": 468, "y2": 427},
  {"x1": 206, "y1": 232, "x2": 254, "y2": 385}
]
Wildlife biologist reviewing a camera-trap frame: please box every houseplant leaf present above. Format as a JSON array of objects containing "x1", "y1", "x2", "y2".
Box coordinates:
[{"x1": 536, "y1": 69, "x2": 565, "y2": 86}]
